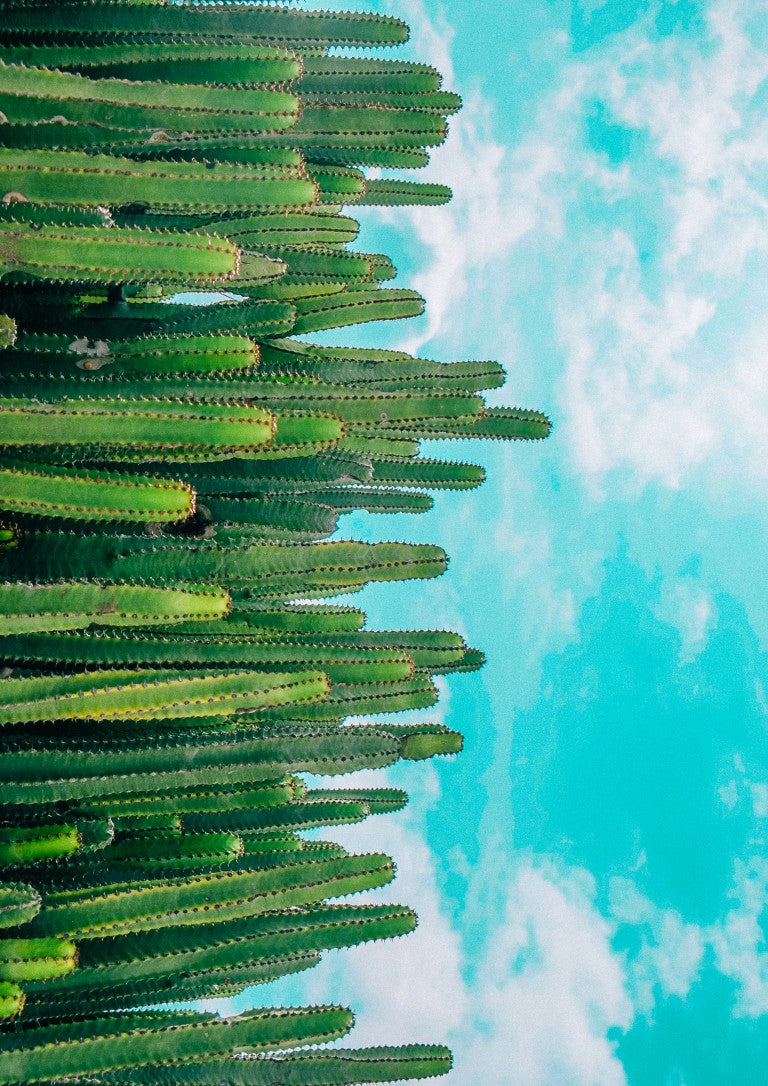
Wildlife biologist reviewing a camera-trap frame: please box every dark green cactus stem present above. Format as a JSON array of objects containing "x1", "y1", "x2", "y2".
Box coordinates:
[
  {"x1": 0, "y1": 222, "x2": 247, "y2": 286},
  {"x1": 265, "y1": 675, "x2": 438, "y2": 721},
  {"x1": 307, "y1": 147, "x2": 432, "y2": 169},
  {"x1": 289, "y1": 287, "x2": 425, "y2": 334},
  {"x1": 0, "y1": 151, "x2": 317, "y2": 212},
  {"x1": 70, "y1": 831, "x2": 245, "y2": 874},
  {"x1": 0, "y1": 582, "x2": 229, "y2": 634},
  {"x1": 0, "y1": 461, "x2": 195, "y2": 523},
  {"x1": 300, "y1": 56, "x2": 443, "y2": 95},
  {"x1": 0, "y1": 295, "x2": 297, "y2": 341},
  {"x1": 23, "y1": 903, "x2": 416, "y2": 1016},
  {"x1": 0, "y1": 42, "x2": 302, "y2": 86},
  {"x1": 0, "y1": 535, "x2": 447, "y2": 593},
  {"x1": 392, "y1": 405, "x2": 553, "y2": 441},
  {"x1": 354, "y1": 179, "x2": 453, "y2": 207},
  {"x1": 12, "y1": 332, "x2": 260, "y2": 375},
  {"x1": 302, "y1": 90, "x2": 461, "y2": 116},
  {"x1": 0, "y1": 883, "x2": 40, "y2": 928},
  {"x1": 0, "y1": 667, "x2": 329, "y2": 724},
  {"x1": 2, "y1": 630, "x2": 416, "y2": 685},
  {"x1": 186, "y1": 798, "x2": 371, "y2": 835},
  {"x1": 114, "y1": 211, "x2": 360, "y2": 250},
  {"x1": 24, "y1": 953, "x2": 322, "y2": 1020},
  {"x1": 0, "y1": 723, "x2": 463, "y2": 806},
  {"x1": 0, "y1": 315, "x2": 16, "y2": 348},
  {"x1": 0, "y1": 936, "x2": 77, "y2": 982},
  {"x1": 371, "y1": 456, "x2": 486, "y2": 490},
  {"x1": 79, "y1": 779, "x2": 301, "y2": 820},
  {"x1": 0, "y1": 3, "x2": 410, "y2": 48},
  {"x1": 26, "y1": 852, "x2": 395, "y2": 938},
  {"x1": 309, "y1": 788, "x2": 409, "y2": 815},
  {"x1": 108, "y1": 1045, "x2": 454, "y2": 1085},
  {"x1": 0, "y1": 1005, "x2": 355, "y2": 1084},
  {"x1": 258, "y1": 106, "x2": 447, "y2": 150},
  {"x1": 0, "y1": 980, "x2": 24, "y2": 1018}
]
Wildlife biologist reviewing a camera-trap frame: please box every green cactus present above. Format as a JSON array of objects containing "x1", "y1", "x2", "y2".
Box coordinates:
[
  {"x1": 0, "y1": 460, "x2": 195, "y2": 522},
  {"x1": 0, "y1": 150, "x2": 318, "y2": 212},
  {"x1": 0, "y1": 1005, "x2": 355, "y2": 1084},
  {"x1": 0, "y1": 4, "x2": 550, "y2": 1076},
  {"x1": 0, "y1": 42, "x2": 303, "y2": 86},
  {"x1": 0, "y1": 722, "x2": 462, "y2": 807},
  {"x1": 0, "y1": 581, "x2": 229, "y2": 633},
  {"x1": 117, "y1": 1045, "x2": 454, "y2": 1085},
  {"x1": 0, "y1": 3, "x2": 410, "y2": 48},
  {"x1": 0, "y1": 666, "x2": 330, "y2": 724}
]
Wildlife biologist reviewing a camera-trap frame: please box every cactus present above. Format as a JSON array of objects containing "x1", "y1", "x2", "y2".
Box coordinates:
[{"x1": 0, "y1": 4, "x2": 551, "y2": 1078}]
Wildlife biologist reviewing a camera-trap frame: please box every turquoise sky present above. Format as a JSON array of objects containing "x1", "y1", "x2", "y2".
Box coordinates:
[{"x1": 232, "y1": 2, "x2": 768, "y2": 1081}]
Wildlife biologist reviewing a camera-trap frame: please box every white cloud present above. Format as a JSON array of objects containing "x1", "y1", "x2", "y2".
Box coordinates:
[
  {"x1": 711, "y1": 857, "x2": 768, "y2": 1018},
  {"x1": 608, "y1": 877, "x2": 706, "y2": 1018}
]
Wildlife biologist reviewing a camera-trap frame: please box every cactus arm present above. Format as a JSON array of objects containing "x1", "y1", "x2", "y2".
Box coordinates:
[
  {"x1": 0, "y1": 582, "x2": 229, "y2": 633},
  {"x1": 300, "y1": 57, "x2": 443, "y2": 95},
  {"x1": 0, "y1": 63, "x2": 299, "y2": 134},
  {"x1": 28, "y1": 852, "x2": 395, "y2": 938},
  {"x1": 0, "y1": 535, "x2": 447, "y2": 591},
  {"x1": 0, "y1": 150, "x2": 318, "y2": 212},
  {"x1": 0, "y1": 461, "x2": 195, "y2": 523},
  {"x1": 289, "y1": 287, "x2": 424, "y2": 334},
  {"x1": 0, "y1": 4, "x2": 410, "y2": 48},
  {"x1": 0, "y1": 667, "x2": 330, "y2": 724},
  {"x1": 0, "y1": 1006, "x2": 354, "y2": 1084},
  {"x1": 353, "y1": 179, "x2": 452, "y2": 206},
  {"x1": 0, "y1": 724, "x2": 461, "y2": 806},
  {"x1": 0, "y1": 222, "x2": 245, "y2": 286},
  {"x1": 140, "y1": 1045, "x2": 454, "y2": 1085},
  {"x1": 0, "y1": 43, "x2": 302, "y2": 86},
  {"x1": 0, "y1": 937, "x2": 77, "y2": 982}
]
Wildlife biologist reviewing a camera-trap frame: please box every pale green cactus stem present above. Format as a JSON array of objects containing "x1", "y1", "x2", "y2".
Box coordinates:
[
  {"x1": 0, "y1": 461, "x2": 195, "y2": 523},
  {"x1": 0, "y1": 3, "x2": 410, "y2": 48},
  {"x1": 0, "y1": 1005, "x2": 355, "y2": 1085},
  {"x1": 0, "y1": 222, "x2": 251, "y2": 287},
  {"x1": 0, "y1": 824, "x2": 80, "y2": 866},
  {"x1": 0, "y1": 315, "x2": 16, "y2": 348},
  {"x1": 0, "y1": 62, "x2": 300, "y2": 134},
  {"x1": 0, "y1": 666, "x2": 330, "y2": 724},
  {"x1": 0, "y1": 150, "x2": 318, "y2": 212},
  {"x1": 0, "y1": 582, "x2": 230, "y2": 634},
  {"x1": 0, "y1": 397, "x2": 276, "y2": 456},
  {"x1": 0, "y1": 937, "x2": 77, "y2": 982},
  {"x1": 0, "y1": 42, "x2": 303, "y2": 86},
  {"x1": 0, "y1": 980, "x2": 24, "y2": 1019}
]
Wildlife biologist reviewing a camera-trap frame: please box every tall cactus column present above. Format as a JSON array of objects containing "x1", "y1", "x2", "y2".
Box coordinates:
[{"x1": 0, "y1": 2, "x2": 549, "y2": 1083}]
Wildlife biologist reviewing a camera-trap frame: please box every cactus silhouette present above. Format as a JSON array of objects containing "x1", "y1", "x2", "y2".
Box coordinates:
[{"x1": 0, "y1": 1, "x2": 551, "y2": 1077}]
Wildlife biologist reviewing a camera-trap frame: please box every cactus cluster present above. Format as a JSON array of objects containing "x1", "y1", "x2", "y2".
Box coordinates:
[{"x1": 0, "y1": 3, "x2": 550, "y2": 1083}]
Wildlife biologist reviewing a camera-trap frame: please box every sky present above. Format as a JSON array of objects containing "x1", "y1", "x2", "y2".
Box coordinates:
[{"x1": 229, "y1": 1, "x2": 768, "y2": 1082}]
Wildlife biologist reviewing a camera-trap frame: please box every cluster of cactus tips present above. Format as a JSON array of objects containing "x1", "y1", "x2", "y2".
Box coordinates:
[{"x1": 0, "y1": 2, "x2": 550, "y2": 1083}]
